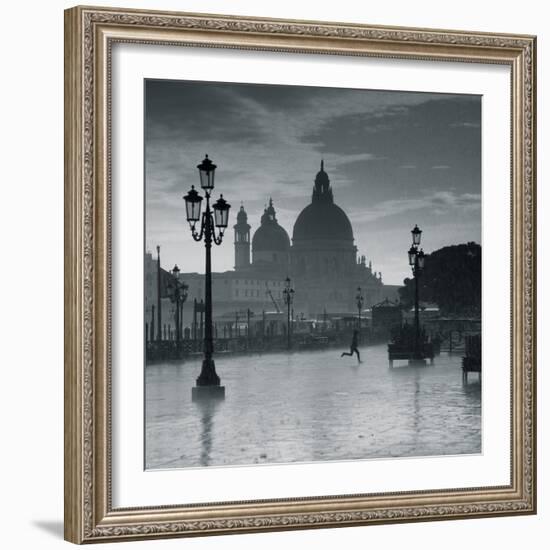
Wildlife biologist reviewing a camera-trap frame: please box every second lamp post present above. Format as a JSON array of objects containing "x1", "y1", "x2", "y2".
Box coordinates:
[
  {"x1": 283, "y1": 277, "x2": 295, "y2": 350},
  {"x1": 356, "y1": 286, "x2": 364, "y2": 332},
  {"x1": 183, "y1": 155, "x2": 231, "y2": 399},
  {"x1": 169, "y1": 264, "x2": 188, "y2": 343},
  {"x1": 408, "y1": 224, "x2": 426, "y2": 360}
]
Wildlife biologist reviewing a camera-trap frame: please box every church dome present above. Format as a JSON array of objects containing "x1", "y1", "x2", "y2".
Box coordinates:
[
  {"x1": 252, "y1": 198, "x2": 290, "y2": 252},
  {"x1": 293, "y1": 202, "x2": 353, "y2": 241},
  {"x1": 292, "y1": 161, "x2": 354, "y2": 242}
]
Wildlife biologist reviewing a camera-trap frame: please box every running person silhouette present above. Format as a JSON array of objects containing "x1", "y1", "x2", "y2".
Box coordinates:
[{"x1": 341, "y1": 329, "x2": 362, "y2": 363}]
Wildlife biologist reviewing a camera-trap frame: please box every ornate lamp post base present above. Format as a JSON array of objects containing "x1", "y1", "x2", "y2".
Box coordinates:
[{"x1": 192, "y1": 358, "x2": 225, "y2": 400}]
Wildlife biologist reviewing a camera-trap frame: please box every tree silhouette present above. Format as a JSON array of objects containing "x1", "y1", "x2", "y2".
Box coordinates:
[{"x1": 398, "y1": 242, "x2": 481, "y2": 316}]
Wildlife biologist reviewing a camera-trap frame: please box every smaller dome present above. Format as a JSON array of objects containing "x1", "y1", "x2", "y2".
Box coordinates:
[
  {"x1": 252, "y1": 224, "x2": 290, "y2": 252},
  {"x1": 252, "y1": 198, "x2": 290, "y2": 252}
]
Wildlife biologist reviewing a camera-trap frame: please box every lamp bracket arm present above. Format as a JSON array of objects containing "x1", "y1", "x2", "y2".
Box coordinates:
[
  {"x1": 191, "y1": 213, "x2": 206, "y2": 241},
  {"x1": 211, "y1": 214, "x2": 225, "y2": 246}
]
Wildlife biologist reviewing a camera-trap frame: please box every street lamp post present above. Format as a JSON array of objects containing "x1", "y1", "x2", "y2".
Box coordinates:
[
  {"x1": 356, "y1": 286, "x2": 364, "y2": 333},
  {"x1": 169, "y1": 265, "x2": 188, "y2": 343},
  {"x1": 408, "y1": 225, "x2": 426, "y2": 360},
  {"x1": 183, "y1": 155, "x2": 231, "y2": 399},
  {"x1": 282, "y1": 277, "x2": 295, "y2": 350}
]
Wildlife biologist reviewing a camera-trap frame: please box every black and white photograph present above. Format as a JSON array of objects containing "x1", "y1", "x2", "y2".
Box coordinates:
[{"x1": 144, "y1": 79, "x2": 482, "y2": 470}]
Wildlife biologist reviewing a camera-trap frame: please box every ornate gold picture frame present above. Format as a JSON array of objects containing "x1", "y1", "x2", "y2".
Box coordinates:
[{"x1": 64, "y1": 5, "x2": 536, "y2": 544}]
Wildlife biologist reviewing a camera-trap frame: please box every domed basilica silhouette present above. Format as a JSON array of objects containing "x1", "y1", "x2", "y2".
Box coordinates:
[{"x1": 232, "y1": 161, "x2": 385, "y2": 315}]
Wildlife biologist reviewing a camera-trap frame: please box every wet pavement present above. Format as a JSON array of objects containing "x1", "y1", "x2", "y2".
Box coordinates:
[{"x1": 145, "y1": 344, "x2": 481, "y2": 470}]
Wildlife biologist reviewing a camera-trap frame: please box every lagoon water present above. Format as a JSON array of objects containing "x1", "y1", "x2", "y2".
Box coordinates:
[{"x1": 145, "y1": 344, "x2": 481, "y2": 470}]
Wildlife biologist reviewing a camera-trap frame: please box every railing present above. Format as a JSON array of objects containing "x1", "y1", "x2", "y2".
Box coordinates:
[{"x1": 145, "y1": 329, "x2": 376, "y2": 363}]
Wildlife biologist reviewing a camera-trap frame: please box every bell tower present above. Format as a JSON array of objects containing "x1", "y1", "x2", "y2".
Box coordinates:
[{"x1": 234, "y1": 204, "x2": 251, "y2": 270}]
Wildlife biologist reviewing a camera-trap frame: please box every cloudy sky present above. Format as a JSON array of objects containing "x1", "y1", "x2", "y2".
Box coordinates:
[{"x1": 145, "y1": 79, "x2": 481, "y2": 285}]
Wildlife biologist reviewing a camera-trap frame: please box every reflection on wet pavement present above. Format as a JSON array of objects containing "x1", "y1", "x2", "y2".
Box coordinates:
[{"x1": 145, "y1": 344, "x2": 481, "y2": 469}]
